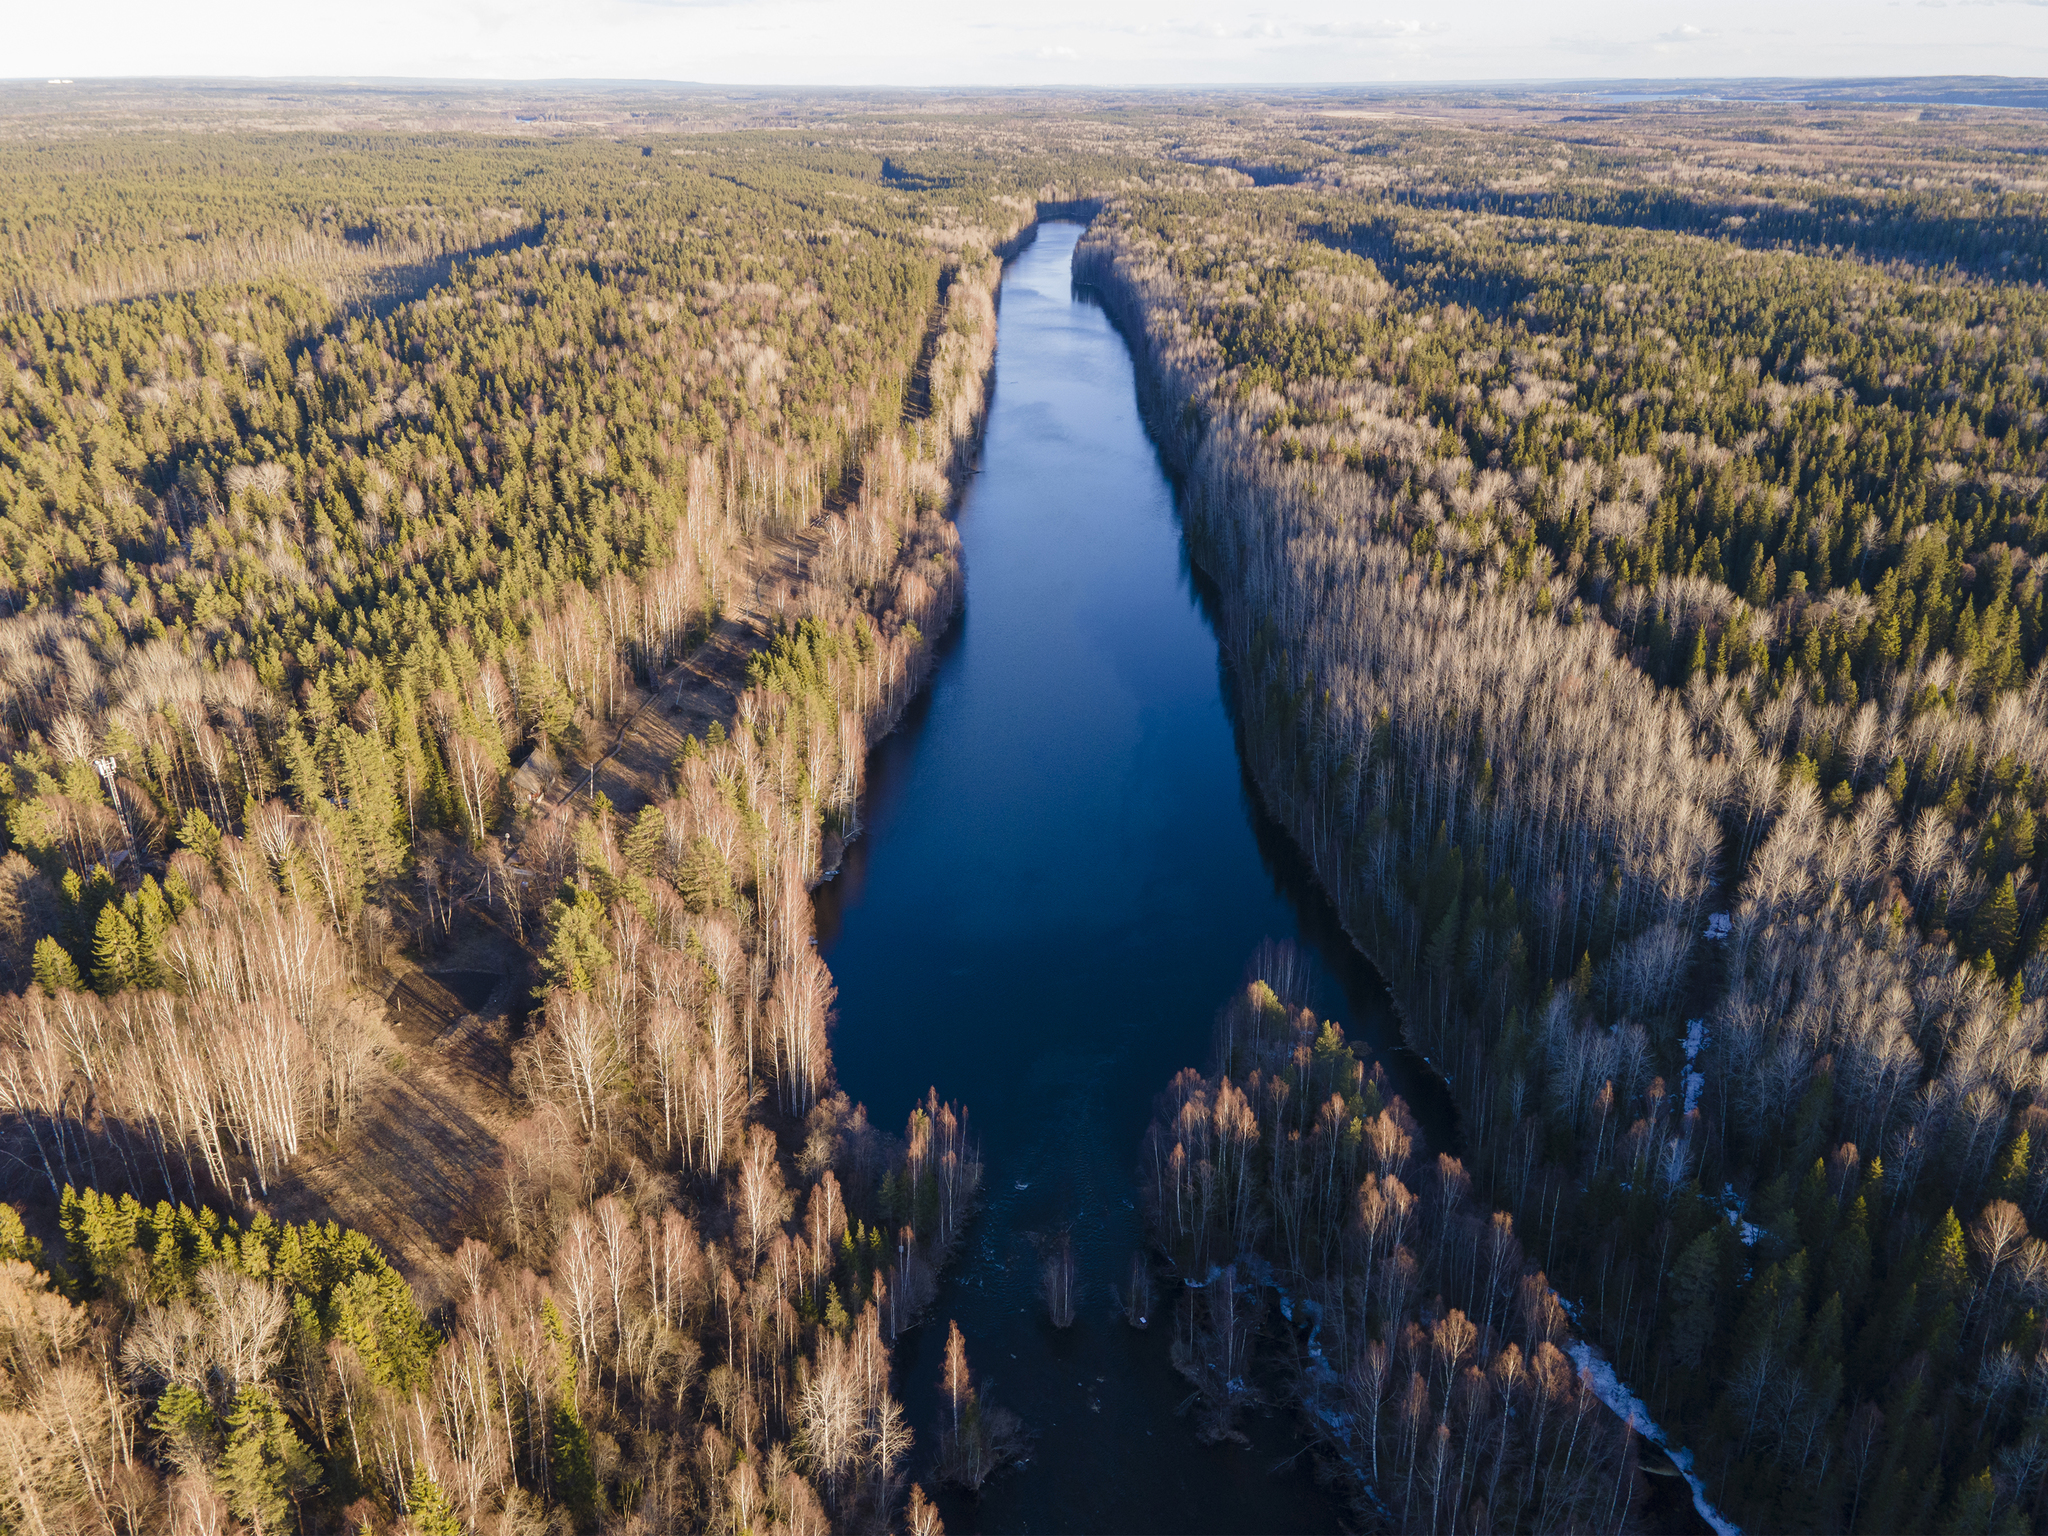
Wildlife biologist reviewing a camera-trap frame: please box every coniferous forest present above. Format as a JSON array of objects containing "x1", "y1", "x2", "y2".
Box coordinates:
[{"x1": 2, "y1": 78, "x2": 2047, "y2": 1534}]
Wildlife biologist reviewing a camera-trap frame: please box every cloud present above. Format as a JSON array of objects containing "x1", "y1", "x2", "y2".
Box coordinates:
[
  {"x1": 1301, "y1": 18, "x2": 1440, "y2": 38},
  {"x1": 9, "y1": 0, "x2": 2046, "y2": 85}
]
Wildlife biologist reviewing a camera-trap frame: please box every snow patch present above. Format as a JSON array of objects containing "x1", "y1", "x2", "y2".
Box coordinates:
[
  {"x1": 1702, "y1": 911, "x2": 1730, "y2": 940},
  {"x1": 1681, "y1": 1018, "x2": 1708, "y2": 1116},
  {"x1": 1566, "y1": 1339, "x2": 1742, "y2": 1536},
  {"x1": 1719, "y1": 1184, "x2": 1763, "y2": 1245}
]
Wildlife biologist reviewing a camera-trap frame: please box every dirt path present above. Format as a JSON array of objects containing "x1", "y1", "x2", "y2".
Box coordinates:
[
  {"x1": 267, "y1": 940, "x2": 523, "y2": 1298},
  {"x1": 554, "y1": 527, "x2": 816, "y2": 816}
]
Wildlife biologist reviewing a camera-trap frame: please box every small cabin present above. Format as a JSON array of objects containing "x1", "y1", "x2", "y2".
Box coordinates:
[{"x1": 508, "y1": 742, "x2": 561, "y2": 811}]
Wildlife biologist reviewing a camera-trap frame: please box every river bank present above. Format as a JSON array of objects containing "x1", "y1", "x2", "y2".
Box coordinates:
[
  {"x1": 818, "y1": 219, "x2": 1398, "y2": 1532},
  {"x1": 1075, "y1": 215, "x2": 1724, "y2": 1535}
]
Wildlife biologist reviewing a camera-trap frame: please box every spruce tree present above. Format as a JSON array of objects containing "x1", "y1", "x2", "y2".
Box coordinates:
[
  {"x1": 678, "y1": 835, "x2": 734, "y2": 915},
  {"x1": 1826, "y1": 1195, "x2": 1874, "y2": 1311},
  {"x1": 150, "y1": 1383, "x2": 220, "y2": 1474},
  {"x1": 129, "y1": 878, "x2": 169, "y2": 989},
  {"x1": 622, "y1": 803, "x2": 664, "y2": 877},
  {"x1": 0, "y1": 1202, "x2": 41, "y2": 1266},
  {"x1": 1684, "y1": 623, "x2": 1709, "y2": 684},
  {"x1": 31, "y1": 935, "x2": 83, "y2": 994},
  {"x1": 177, "y1": 807, "x2": 223, "y2": 862},
  {"x1": 1968, "y1": 874, "x2": 2020, "y2": 970},
  {"x1": 1924, "y1": 1208, "x2": 1971, "y2": 1308},
  {"x1": 538, "y1": 883, "x2": 612, "y2": 994},
  {"x1": 92, "y1": 902, "x2": 139, "y2": 995},
  {"x1": 406, "y1": 1468, "x2": 464, "y2": 1536},
  {"x1": 1935, "y1": 1470, "x2": 1999, "y2": 1536},
  {"x1": 541, "y1": 1299, "x2": 597, "y2": 1516},
  {"x1": 1663, "y1": 1228, "x2": 1722, "y2": 1373},
  {"x1": 219, "y1": 1386, "x2": 318, "y2": 1535},
  {"x1": 1988, "y1": 1139, "x2": 2030, "y2": 1211}
]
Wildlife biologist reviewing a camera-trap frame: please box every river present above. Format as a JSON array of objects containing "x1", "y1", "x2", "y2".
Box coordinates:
[{"x1": 815, "y1": 220, "x2": 1442, "y2": 1533}]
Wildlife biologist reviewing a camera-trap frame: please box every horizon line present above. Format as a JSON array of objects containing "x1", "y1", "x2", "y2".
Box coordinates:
[{"x1": 5, "y1": 72, "x2": 2048, "y2": 91}]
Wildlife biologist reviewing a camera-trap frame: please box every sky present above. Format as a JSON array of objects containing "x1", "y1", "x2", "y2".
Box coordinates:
[{"x1": 9, "y1": 0, "x2": 2047, "y2": 86}]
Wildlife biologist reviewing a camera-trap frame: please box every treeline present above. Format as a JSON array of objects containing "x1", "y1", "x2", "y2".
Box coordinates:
[
  {"x1": 0, "y1": 132, "x2": 557, "y2": 313},
  {"x1": 1082, "y1": 121, "x2": 2048, "y2": 1532},
  {"x1": 0, "y1": 130, "x2": 1056, "y2": 316},
  {"x1": 1286, "y1": 105, "x2": 2048, "y2": 276},
  {"x1": 1365, "y1": 181, "x2": 2048, "y2": 282},
  {"x1": 1142, "y1": 956, "x2": 1642, "y2": 1533}
]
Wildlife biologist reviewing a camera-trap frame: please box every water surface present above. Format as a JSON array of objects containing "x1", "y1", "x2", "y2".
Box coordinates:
[{"x1": 818, "y1": 221, "x2": 1438, "y2": 1533}]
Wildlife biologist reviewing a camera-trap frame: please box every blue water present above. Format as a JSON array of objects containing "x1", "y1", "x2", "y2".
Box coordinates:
[{"x1": 817, "y1": 221, "x2": 1429, "y2": 1533}]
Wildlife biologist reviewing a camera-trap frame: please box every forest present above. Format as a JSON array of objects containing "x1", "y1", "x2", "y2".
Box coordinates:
[
  {"x1": 1085, "y1": 93, "x2": 2048, "y2": 1534},
  {"x1": 0, "y1": 99, "x2": 1035, "y2": 1535},
  {"x1": 2, "y1": 78, "x2": 2047, "y2": 1535}
]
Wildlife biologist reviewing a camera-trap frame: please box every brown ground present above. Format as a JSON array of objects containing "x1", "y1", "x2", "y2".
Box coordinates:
[
  {"x1": 554, "y1": 526, "x2": 818, "y2": 816},
  {"x1": 266, "y1": 921, "x2": 525, "y2": 1298},
  {"x1": 273, "y1": 531, "x2": 817, "y2": 1291}
]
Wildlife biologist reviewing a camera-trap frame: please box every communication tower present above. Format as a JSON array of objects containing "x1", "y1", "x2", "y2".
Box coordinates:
[{"x1": 92, "y1": 755, "x2": 140, "y2": 872}]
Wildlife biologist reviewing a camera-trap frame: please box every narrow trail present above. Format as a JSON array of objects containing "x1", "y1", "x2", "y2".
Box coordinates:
[{"x1": 269, "y1": 949, "x2": 518, "y2": 1298}]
